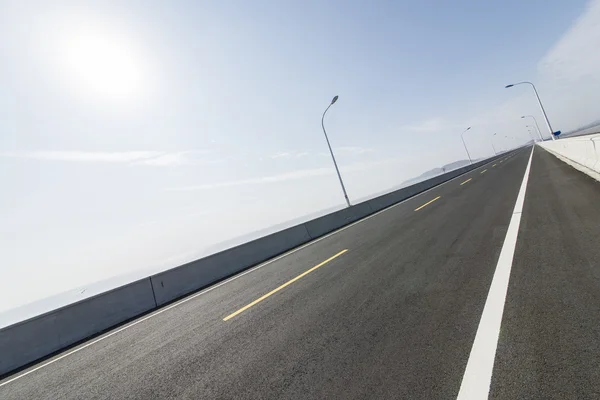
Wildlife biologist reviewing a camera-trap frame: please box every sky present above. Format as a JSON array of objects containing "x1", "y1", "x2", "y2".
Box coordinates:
[{"x1": 1, "y1": 0, "x2": 599, "y2": 322}]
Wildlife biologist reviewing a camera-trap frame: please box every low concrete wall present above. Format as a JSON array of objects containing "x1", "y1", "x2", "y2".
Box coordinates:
[
  {"x1": 541, "y1": 134, "x2": 600, "y2": 174},
  {"x1": 368, "y1": 183, "x2": 420, "y2": 212},
  {"x1": 151, "y1": 224, "x2": 312, "y2": 306},
  {"x1": 0, "y1": 151, "x2": 509, "y2": 377},
  {"x1": 304, "y1": 201, "x2": 373, "y2": 239},
  {"x1": 0, "y1": 278, "x2": 156, "y2": 376}
]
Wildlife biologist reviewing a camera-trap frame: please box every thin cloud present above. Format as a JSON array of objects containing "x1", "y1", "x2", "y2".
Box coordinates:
[
  {"x1": 165, "y1": 167, "x2": 334, "y2": 191},
  {"x1": 133, "y1": 150, "x2": 217, "y2": 166},
  {"x1": 318, "y1": 146, "x2": 376, "y2": 157},
  {"x1": 402, "y1": 117, "x2": 447, "y2": 133},
  {"x1": 463, "y1": 1, "x2": 600, "y2": 134},
  {"x1": 1, "y1": 150, "x2": 218, "y2": 167},
  {"x1": 269, "y1": 151, "x2": 309, "y2": 159},
  {"x1": 465, "y1": 95, "x2": 532, "y2": 128},
  {"x1": 165, "y1": 157, "x2": 408, "y2": 192},
  {"x1": 337, "y1": 146, "x2": 375, "y2": 155},
  {"x1": 539, "y1": 0, "x2": 600, "y2": 82}
]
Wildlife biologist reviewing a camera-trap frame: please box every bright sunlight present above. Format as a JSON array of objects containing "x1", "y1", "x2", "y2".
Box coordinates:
[{"x1": 60, "y1": 30, "x2": 144, "y2": 102}]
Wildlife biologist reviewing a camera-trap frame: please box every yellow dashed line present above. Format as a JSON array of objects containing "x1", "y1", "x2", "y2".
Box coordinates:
[
  {"x1": 414, "y1": 196, "x2": 441, "y2": 211},
  {"x1": 223, "y1": 249, "x2": 349, "y2": 321}
]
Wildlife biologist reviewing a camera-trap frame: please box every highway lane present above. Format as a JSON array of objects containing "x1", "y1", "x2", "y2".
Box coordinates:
[
  {"x1": 490, "y1": 147, "x2": 600, "y2": 399},
  {"x1": 1, "y1": 150, "x2": 530, "y2": 399}
]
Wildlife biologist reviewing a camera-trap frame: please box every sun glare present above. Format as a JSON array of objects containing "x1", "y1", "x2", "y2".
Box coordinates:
[{"x1": 61, "y1": 30, "x2": 144, "y2": 102}]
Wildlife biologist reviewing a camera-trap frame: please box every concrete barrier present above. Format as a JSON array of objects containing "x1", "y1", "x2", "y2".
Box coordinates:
[
  {"x1": 0, "y1": 278, "x2": 156, "y2": 376},
  {"x1": 541, "y1": 134, "x2": 600, "y2": 174},
  {"x1": 0, "y1": 150, "x2": 509, "y2": 377},
  {"x1": 150, "y1": 224, "x2": 312, "y2": 306},
  {"x1": 367, "y1": 184, "x2": 418, "y2": 212},
  {"x1": 304, "y1": 201, "x2": 373, "y2": 239}
]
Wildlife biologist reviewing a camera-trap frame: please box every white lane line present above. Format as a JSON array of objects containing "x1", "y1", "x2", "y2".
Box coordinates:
[
  {"x1": 456, "y1": 147, "x2": 534, "y2": 400},
  {"x1": 0, "y1": 155, "x2": 502, "y2": 387}
]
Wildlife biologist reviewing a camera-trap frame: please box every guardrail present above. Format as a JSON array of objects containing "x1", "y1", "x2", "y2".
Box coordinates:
[
  {"x1": 0, "y1": 151, "x2": 510, "y2": 377},
  {"x1": 541, "y1": 134, "x2": 600, "y2": 174}
]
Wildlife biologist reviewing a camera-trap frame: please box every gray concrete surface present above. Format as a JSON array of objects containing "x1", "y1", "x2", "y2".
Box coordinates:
[
  {"x1": 304, "y1": 201, "x2": 373, "y2": 239},
  {"x1": 0, "y1": 278, "x2": 156, "y2": 376},
  {"x1": 367, "y1": 180, "x2": 420, "y2": 211},
  {"x1": 151, "y1": 224, "x2": 312, "y2": 306},
  {"x1": 0, "y1": 150, "x2": 541, "y2": 399}
]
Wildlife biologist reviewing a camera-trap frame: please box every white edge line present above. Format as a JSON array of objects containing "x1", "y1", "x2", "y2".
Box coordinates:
[
  {"x1": 0, "y1": 152, "x2": 513, "y2": 387},
  {"x1": 456, "y1": 146, "x2": 534, "y2": 400}
]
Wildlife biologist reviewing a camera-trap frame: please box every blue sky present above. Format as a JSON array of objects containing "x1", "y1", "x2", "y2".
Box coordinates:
[{"x1": 1, "y1": 0, "x2": 599, "y2": 321}]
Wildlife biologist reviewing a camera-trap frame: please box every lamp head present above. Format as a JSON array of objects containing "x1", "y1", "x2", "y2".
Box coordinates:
[{"x1": 331, "y1": 95, "x2": 339, "y2": 104}]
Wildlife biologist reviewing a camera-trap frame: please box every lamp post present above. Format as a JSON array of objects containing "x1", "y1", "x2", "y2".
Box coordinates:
[
  {"x1": 461, "y1": 127, "x2": 473, "y2": 164},
  {"x1": 506, "y1": 81, "x2": 556, "y2": 140},
  {"x1": 521, "y1": 115, "x2": 544, "y2": 141},
  {"x1": 321, "y1": 95, "x2": 351, "y2": 208},
  {"x1": 491, "y1": 133, "x2": 498, "y2": 155},
  {"x1": 525, "y1": 125, "x2": 538, "y2": 142},
  {"x1": 505, "y1": 135, "x2": 512, "y2": 151}
]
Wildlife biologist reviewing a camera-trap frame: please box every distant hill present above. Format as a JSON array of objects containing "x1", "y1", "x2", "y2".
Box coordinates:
[
  {"x1": 400, "y1": 159, "x2": 471, "y2": 187},
  {"x1": 200, "y1": 205, "x2": 343, "y2": 256},
  {"x1": 574, "y1": 119, "x2": 600, "y2": 132},
  {"x1": 352, "y1": 158, "x2": 476, "y2": 204},
  {"x1": 563, "y1": 120, "x2": 600, "y2": 138}
]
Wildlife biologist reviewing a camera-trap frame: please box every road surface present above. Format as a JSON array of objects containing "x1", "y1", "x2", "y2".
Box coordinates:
[{"x1": 2, "y1": 146, "x2": 599, "y2": 399}]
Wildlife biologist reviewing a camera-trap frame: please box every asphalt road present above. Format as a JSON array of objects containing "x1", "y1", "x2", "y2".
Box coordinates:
[
  {"x1": 2, "y1": 146, "x2": 597, "y2": 399},
  {"x1": 490, "y1": 147, "x2": 600, "y2": 399}
]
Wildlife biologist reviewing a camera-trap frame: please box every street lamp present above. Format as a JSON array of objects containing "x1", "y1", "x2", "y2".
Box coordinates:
[
  {"x1": 506, "y1": 82, "x2": 556, "y2": 140},
  {"x1": 521, "y1": 115, "x2": 544, "y2": 141},
  {"x1": 321, "y1": 95, "x2": 351, "y2": 208},
  {"x1": 528, "y1": 130, "x2": 536, "y2": 144},
  {"x1": 525, "y1": 125, "x2": 538, "y2": 142},
  {"x1": 461, "y1": 127, "x2": 473, "y2": 165},
  {"x1": 505, "y1": 135, "x2": 512, "y2": 151},
  {"x1": 491, "y1": 133, "x2": 498, "y2": 155}
]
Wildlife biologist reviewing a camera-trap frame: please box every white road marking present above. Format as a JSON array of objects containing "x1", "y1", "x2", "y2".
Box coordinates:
[
  {"x1": 0, "y1": 154, "x2": 505, "y2": 387},
  {"x1": 456, "y1": 147, "x2": 534, "y2": 400}
]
